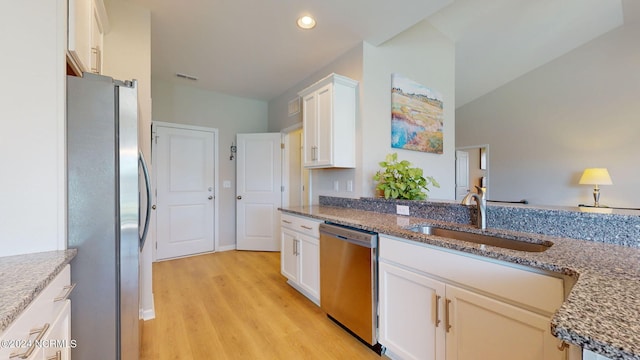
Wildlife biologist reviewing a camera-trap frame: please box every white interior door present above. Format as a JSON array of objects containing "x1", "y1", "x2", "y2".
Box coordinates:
[
  {"x1": 236, "y1": 133, "x2": 282, "y2": 251},
  {"x1": 155, "y1": 124, "x2": 215, "y2": 260},
  {"x1": 455, "y1": 150, "x2": 470, "y2": 201}
]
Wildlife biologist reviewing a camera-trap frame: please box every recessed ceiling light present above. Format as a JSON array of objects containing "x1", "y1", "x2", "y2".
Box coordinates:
[{"x1": 297, "y1": 15, "x2": 316, "y2": 30}]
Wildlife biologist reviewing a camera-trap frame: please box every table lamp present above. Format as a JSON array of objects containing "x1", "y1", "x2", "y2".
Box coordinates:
[{"x1": 579, "y1": 168, "x2": 612, "y2": 207}]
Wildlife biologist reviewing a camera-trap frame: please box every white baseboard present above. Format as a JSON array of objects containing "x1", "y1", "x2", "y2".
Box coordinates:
[
  {"x1": 140, "y1": 293, "x2": 156, "y2": 321},
  {"x1": 217, "y1": 244, "x2": 237, "y2": 252}
]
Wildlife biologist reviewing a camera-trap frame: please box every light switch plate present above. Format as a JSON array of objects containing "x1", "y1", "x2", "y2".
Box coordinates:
[
  {"x1": 396, "y1": 205, "x2": 410, "y2": 216},
  {"x1": 223, "y1": 180, "x2": 231, "y2": 188}
]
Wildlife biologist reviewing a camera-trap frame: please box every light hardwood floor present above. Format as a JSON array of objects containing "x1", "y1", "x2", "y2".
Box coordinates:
[{"x1": 141, "y1": 251, "x2": 382, "y2": 359}]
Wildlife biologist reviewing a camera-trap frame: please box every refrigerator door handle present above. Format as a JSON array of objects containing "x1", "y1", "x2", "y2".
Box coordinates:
[{"x1": 139, "y1": 150, "x2": 152, "y2": 251}]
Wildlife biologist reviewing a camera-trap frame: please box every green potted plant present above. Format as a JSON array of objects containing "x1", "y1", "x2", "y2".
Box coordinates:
[{"x1": 373, "y1": 153, "x2": 440, "y2": 200}]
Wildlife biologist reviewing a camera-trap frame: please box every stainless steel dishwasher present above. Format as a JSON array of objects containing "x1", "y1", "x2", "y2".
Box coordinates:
[{"x1": 319, "y1": 222, "x2": 382, "y2": 354}]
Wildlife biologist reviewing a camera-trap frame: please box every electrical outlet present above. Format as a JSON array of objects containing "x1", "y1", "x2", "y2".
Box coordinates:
[
  {"x1": 396, "y1": 205, "x2": 410, "y2": 216},
  {"x1": 346, "y1": 180, "x2": 353, "y2": 192},
  {"x1": 333, "y1": 180, "x2": 340, "y2": 192}
]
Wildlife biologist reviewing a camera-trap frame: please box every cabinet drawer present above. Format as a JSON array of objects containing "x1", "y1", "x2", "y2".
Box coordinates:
[
  {"x1": 0, "y1": 265, "x2": 72, "y2": 358},
  {"x1": 280, "y1": 213, "x2": 322, "y2": 238},
  {"x1": 380, "y1": 235, "x2": 564, "y2": 314}
]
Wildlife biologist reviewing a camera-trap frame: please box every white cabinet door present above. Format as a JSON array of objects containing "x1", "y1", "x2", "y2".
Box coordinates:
[
  {"x1": 68, "y1": 0, "x2": 92, "y2": 73},
  {"x1": 42, "y1": 301, "x2": 72, "y2": 360},
  {"x1": 379, "y1": 261, "x2": 446, "y2": 360},
  {"x1": 445, "y1": 284, "x2": 565, "y2": 360},
  {"x1": 90, "y1": 0, "x2": 105, "y2": 74},
  {"x1": 302, "y1": 92, "x2": 318, "y2": 167},
  {"x1": 315, "y1": 83, "x2": 333, "y2": 167},
  {"x1": 297, "y1": 233, "x2": 320, "y2": 300},
  {"x1": 280, "y1": 228, "x2": 298, "y2": 283}
]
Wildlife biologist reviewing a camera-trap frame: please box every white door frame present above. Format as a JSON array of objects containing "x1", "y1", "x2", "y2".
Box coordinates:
[
  {"x1": 456, "y1": 144, "x2": 490, "y2": 199},
  {"x1": 281, "y1": 123, "x2": 302, "y2": 209},
  {"x1": 151, "y1": 121, "x2": 219, "y2": 261}
]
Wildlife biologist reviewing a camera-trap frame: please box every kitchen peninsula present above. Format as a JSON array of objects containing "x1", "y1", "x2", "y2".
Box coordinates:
[{"x1": 280, "y1": 196, "x2": 640, "y2": 360}]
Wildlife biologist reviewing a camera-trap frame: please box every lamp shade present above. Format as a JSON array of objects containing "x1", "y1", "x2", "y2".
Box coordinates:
[{"x1": 579, "y1": 168, "x2": 613, "y2": 185}]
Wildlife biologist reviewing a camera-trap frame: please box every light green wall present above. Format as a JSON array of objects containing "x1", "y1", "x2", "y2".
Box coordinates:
[
  {"x1": 151, "y1": 78, "x2": 269, "y2": 248},
  {"x1": 456, "y1": 20, "x2": 640, "y2": 208}
]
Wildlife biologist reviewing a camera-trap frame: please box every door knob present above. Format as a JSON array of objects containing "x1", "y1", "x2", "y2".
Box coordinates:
[
  {"x1": 237, "y1": 196, "x2": 242, "y2": 200},
  {"x1": 208, "y1": 196, "x2": 213, "y2": 200}
]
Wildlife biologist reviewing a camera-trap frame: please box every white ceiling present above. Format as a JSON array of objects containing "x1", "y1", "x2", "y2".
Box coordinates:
[{"x1": 127, "y1": 0, "x2": 625, "y2": 105}]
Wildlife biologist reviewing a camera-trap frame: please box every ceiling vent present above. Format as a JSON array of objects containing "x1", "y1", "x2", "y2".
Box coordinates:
[
  {"x1": 288, "y1": 97, "x2": 301, "y2": 116},
  {"x1": 176, "y1": 73, "x2": 198, "y2": 81}
]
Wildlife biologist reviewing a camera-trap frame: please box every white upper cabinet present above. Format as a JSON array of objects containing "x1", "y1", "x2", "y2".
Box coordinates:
[
  {"x1": 68, "y1": 0, "x2": 109, "y2": 75},
  {"x1": 298, "y1": 73, "x2": 358, "y2": 168}
]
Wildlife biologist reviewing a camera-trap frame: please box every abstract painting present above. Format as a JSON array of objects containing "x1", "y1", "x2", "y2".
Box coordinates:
[{"x1": 391, "y1": 73, "x2": 444, "y2": 154}]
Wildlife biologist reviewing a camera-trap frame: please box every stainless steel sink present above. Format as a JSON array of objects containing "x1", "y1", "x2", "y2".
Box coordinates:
[{"x1": 408, "y1": 226, "x2": 552, "y2": 252}]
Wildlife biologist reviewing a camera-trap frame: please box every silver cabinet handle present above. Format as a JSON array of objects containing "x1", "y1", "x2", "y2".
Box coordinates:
[
  {"x1": 434, "y1": 294, "x2": 441, "y2": 327},
  {"x1": 208, "y1": 196, "x2": 213, "y2": 200},
  {"x1": 10, "y1": 323, "x2": 50, "y2": 359},
  {"x1": 445, "y1": 299, "x2": 452, "y2": 333},
  {"x1": 557, "y1": 341, "x2": 569, "y2": 351},
  {"x1": 300, "y1": 225, "x2": 312, "y2": 230},
  {"x1": 282, "y1": 220, "x2": 292, "y2": 224},
  {"x1": 47, "y1": 351, "x2": 62, "y2": 360},
  {"x1": 54, "y1": 283, "x2": 77, "y2": 302},
  {"x1": 91, "y1": 46, "x2": 101, "y2": 74},
  {"x1": 237, "y1": 196, "x2": 242, "y2": 200},
  {"x1": 293, "y1": 239, "x2": 298, "y2": 255}
]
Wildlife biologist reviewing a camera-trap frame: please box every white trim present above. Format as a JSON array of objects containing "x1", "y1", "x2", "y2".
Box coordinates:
[
  {"x1": 213, "y1": 129, "x2": 220, "y2": 254},
  {"x1": 153, "y1": 121, "x2": 216, "y2": 133},
  {"x1": 280, "y1": 123, "x2": 304, "y2": 209},
  {"x1": 281, "y1": 132, "x2": 289, "y2": 209},
  {"x1": 456, "y1": 144, "x2": 490, "y2": 199},
  {"x1": 281, "y1": 122, "x2": 302, "y2": 134},
  {"x1": 94, "y1": 0, "x2": 110, "y2": 34},
  {"x1": 151, "y1": 121, "x2": 219, "y2": 261},
  {"x1": 216, "y1": 244, "x2": 237, "y2": 252},
  {"x1": 140, "y1": 293, "x2": 156, "y2": 321},
  {"x1": 57, "y1": 0, "x2": 67, "y2": 251}
]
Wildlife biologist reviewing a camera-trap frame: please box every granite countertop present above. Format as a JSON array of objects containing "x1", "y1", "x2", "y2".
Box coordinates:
[
  {"x1": 281, "y1": 205, "x2": 640, "y2": 360},
  {"x1": 0, "y1": 250, "x2": 77, "y2": 333}
]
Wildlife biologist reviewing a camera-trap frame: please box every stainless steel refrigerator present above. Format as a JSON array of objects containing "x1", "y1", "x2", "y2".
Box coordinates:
[{"x1": 67, "y1": 73, "x2": 151, "y2": 360}]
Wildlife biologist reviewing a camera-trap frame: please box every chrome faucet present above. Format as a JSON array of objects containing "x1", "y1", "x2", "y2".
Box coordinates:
[{"x1": 461, "y1": 186, "x2": 487, "y2": 230}]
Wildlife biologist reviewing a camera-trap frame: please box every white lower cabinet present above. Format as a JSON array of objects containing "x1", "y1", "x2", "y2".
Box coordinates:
[
  {"x1": 379, "y1": 235, "x2": 567, "y2": 360},
  {"x1": 379, "y1": 261, "x2": 445, "y2": 360},
  {"x1": 0, "y1": 265, "x2": 73, "y2": 360},
  {"x1": 445, "y1": 284, "x2": 563, "y2": 360},
  {"x1": 41, "y1": 301, "x2": 71, "y2": 360},
  {"x1": 280, "y1": 213, "x2": 321, "y2": 305}
]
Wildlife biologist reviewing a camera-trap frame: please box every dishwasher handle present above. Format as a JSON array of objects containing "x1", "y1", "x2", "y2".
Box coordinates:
[{"x1": 319, "y1": 223, "x2": 377, "y2": 248}]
